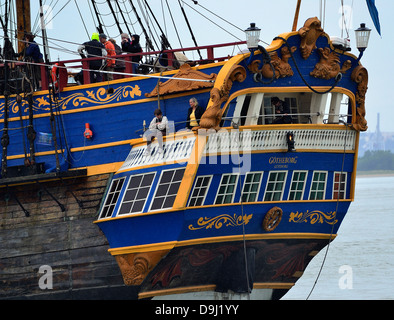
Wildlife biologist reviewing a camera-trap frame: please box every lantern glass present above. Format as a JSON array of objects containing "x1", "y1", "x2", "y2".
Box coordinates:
[
  {"x1": 245, "y1": 23, "x2": 261, "y2": 49},
  {"x1": 355, "y1": 23, "x2": 371, "y2": 51}
]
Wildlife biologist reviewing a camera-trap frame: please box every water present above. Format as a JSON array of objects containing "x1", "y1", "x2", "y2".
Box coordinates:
[{"x1": 283, "y1": 175, "x2": 394, "y2": 300}]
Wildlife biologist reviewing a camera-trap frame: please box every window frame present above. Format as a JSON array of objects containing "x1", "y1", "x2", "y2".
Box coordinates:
[
  {"x1": 149, "y1": 168, "x2": 186, "y2": 211},
  {"x1": 214, "y1": 173, "x2": 239, "y2": 205},
  {"x1": 117, "y1": 172, "x2": 156, "y2": 216},
  {"x1": 98, "y1": 176, "x2": 126, "y2": 219},
  {"x1": 240, "y1": 171, "x2": 264, "y2": 203},
  {"x1": 188, "y1": 175, "x2": 213, "y2": 207},
  {"x1": 309, "y1": 171, "x2": 328, "y2": 200},
  {"x1": 288, "y1": 170, "x2": 308, "y2": 201},
  {"x1": 264, "y1": 171, "x2": 288, "y2": 202},
  {"x1": 333, "y1": 171, "x2": 347, "y2": 200}
]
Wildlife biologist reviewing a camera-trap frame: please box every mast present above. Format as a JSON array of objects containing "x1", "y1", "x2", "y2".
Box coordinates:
[
  {"x1": 292, "y1": 0, "x2": 302, "y2": 31},
  {"x1": 16, "y1": 0, "x2": 31, "y2": 53}
]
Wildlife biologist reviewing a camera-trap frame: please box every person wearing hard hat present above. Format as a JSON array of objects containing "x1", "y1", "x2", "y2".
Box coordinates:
[{"x1": 78, "y1": 33, "x2": 107, "y2": 83}]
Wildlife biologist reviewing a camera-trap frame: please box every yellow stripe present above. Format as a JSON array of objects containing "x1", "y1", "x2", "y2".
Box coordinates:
[
  {"x1": 172, "y1": 133, "x2": 208, "y2": 209},
  {"x1": 108, "y1": 233, "x2": 337, "y2": 256},
  {"x1": 108, "y1": 241, "x2": 177, "y2": 255},
  {"x1": 138, "y1": 282, "x2": 295, "y2": 299}
]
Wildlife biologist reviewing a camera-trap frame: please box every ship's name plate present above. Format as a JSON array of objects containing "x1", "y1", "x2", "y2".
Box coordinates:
[{"x1": 269, "y1": 156, "x2": 298, "y2": 165}]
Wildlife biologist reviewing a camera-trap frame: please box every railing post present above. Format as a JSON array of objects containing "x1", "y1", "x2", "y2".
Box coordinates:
[
  {"x1": 82, "y1": 60, "x2": 90, "y2": 84},
  {"x1": 207, "y1": 47, "x2": 214, "y2": 61},
  {"x1": 124, "y1": 55, "x2": 133, "y2": 75},
  {"x1": 167, "y1": 52, "x2": 174, "y2": 68},
  {"x1": 40, "y1": 63, "x2": 49, "y2": 90}
]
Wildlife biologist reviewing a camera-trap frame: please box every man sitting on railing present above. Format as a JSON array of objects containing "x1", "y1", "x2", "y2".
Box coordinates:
[{"x1": 144, "y1": 109, "x2": 169, "y2": 156}]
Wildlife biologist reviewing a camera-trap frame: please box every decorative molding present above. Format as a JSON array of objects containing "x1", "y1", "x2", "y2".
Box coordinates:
[
  {"x1": 115, "y1": 250, "x2": 170, "y2": 286},
  {"x1": 188, "y1": 213, "x2": 253, "y2": 231},
  {"x1": 351, "y1": 66, "x2": 369, "y2": 132},
  {"x1": 198, "y1": 65, "x2": 247, "y2": 130},
  {"x1": 144, "y1": 64, "x2": 217, "y2": 98},
  {"x1": 262, "y1": 46, "x2": 297, "y2": 79},
  {"x1": 298, "y1": 17, "x2": 326, "y2": 60},
  {"x1": 0, "y1": 85, "x2": 142, "y2": 119},
  {"x1": 289, "y1": 210, "x2": 338, "y2": 225},
  {"x1": 310, "y1": 47, "x2": 352, "y2": 80}
]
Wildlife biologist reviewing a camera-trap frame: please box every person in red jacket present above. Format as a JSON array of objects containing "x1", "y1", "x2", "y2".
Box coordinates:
[{"x1": 99, "y1": 33, "x2": 116, "y2": 81}]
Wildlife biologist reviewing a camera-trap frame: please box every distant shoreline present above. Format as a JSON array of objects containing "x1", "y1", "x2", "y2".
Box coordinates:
[{"x1": 357, "y1": 170, "x2": 394, "y2": 178}]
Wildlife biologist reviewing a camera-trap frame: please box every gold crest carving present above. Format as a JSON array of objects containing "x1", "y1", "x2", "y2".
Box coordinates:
[
  {"x1": 310, "y1": 47, "x2": 352, "y2": 80},
  {"x1": 298, "y1": 17, "x2": 326, "y2": 59},
  {"x1": 249, "y1": 46, "x2": 297, "y2": 79},
  {"x1": 145, "y1": 64, "x2": 217, "y2": 98}
]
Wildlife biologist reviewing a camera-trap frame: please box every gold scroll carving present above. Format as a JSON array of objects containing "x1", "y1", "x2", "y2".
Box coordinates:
[
  {"x1": 145, "y1": 64, "x2": 217, "y2": 98},
  {"x1": 351, "y1": 66, "x2": 369, "y2": 132},
  {"x1": 197, "y1": 65, "x2": 247, "y2": 131}
]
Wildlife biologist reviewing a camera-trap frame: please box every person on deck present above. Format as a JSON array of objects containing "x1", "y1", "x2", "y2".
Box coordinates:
[
  {"x1": 144, "y1": 109, "x2": 169, "y2": 156},
  {"x1": 99, "y1": 33, "x2": 116, "y2": 81},
  {"x1": 78, "y1": 33, "x2": 107, "y2": 83},
  {"x1": 17, "y1": 32, "x2": 44, "y2": 90},
  {"x1": 271, "y1": 96, "x2": 292, "y2": 124},
  {"x1": 121, "y1": 33, "x2": 143, "y2": 73},
  {"x1": 186, "y1": 97, "x2": 205, "y2": 130},
  {"x1": 109, "y1": 38, "x2": 125, "y2": 73}
]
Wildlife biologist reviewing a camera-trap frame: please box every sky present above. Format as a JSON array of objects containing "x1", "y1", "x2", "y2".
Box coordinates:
[{"x1": 6, "y1": 0, "x2": 393, "y2": 132}]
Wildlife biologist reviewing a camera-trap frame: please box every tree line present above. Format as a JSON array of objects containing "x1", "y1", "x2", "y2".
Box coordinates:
[{"x1": 357, "y1": 150, "x2": 394, "y2": 171}]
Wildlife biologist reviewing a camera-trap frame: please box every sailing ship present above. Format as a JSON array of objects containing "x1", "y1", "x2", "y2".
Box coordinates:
[{"x1": 0, "y1": 0, "x2": 376, "y2": 300}]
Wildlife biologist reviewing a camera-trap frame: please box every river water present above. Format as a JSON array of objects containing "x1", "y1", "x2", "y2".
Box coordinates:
[{"x1": 282, "y1": 175, "x2": 394, "y2": 300}]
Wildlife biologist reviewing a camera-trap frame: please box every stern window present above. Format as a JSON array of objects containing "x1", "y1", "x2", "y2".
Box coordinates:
[
  {"x1": 150, "y1": 168, "x2": 185, "y2": 211},
  {"x1": 333, "y1": 172, "x2": 347, "y2": 199},
  {"x1": 189, "y1": 176, "x2": 212, "y2": 207},
  {"x1": 118, "y1": 173, "x2": 156, "y2": 215},
  {"x1": 215, "y1": 174, "x2": 239, "y2": 204},
  {"x1": 99, "y1": 177, "x2": 126, "y2": 219},
  {"x1": 309, "y1": 171, "x2": 327, "y2": 200},
  {"x1": 264, "y1": 171, "x2": 287, "y2": 201},
  {"x1": 241, "y1": 172, "x2": 263, "y2": 202},
  {"x1": 289, "y1": 171, "x2": 308, "y2": 200}
]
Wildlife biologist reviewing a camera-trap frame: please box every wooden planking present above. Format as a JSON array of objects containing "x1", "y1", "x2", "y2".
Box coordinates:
[{"x1": 0, "y1": 173, "x2": 130, "y2": 299}]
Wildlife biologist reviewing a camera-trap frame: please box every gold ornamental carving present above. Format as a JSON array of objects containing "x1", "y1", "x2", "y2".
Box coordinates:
[
  {"x1": 249, "y1": 46, "x2": 297, "y2": 79},
  {"x1": 298, "y1": 17, "x2": 326, "y2": 60},
  {"x1": 198, "y1": 65, "x2": 247, "y2": 131},
  {"x1": 351, "y1": 66, "x2": 369, "y2": 132},
  {"x1": 115, "y1": 250, "x2": 170, "y2": 286},
  {"x1": 289, "y1": 210, "x2": 338, "y2": 225},
  {"x1": 188, "y1": 213, "x2": 253, "y2": 231},
  {"x1": 145, "y1": 64, "x2": 217, "y2": 98},
  {"x1": 310, "y1": 47, "x2": 352, "y2": 80}
]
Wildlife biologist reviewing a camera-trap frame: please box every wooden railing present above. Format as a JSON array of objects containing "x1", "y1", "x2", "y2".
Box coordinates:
[{"x1": 39, "y1": 41, "x2": 247, "y2": 90}]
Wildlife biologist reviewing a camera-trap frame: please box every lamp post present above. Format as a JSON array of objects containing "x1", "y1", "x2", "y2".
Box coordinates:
[{"x1": 355, "y1": 23, "x2": 371, "y2": 61}]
